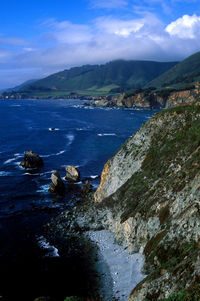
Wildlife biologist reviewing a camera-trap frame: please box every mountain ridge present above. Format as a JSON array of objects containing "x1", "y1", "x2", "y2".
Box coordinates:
[
  {"x1": 20, "y1": 59, "x2": 178, "y2": 96},
  {"x1": 146, "y1": 51, "x2": 200, "y2": 89}
]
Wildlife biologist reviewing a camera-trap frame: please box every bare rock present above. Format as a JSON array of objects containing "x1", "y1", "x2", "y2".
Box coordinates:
[
  {"x1": 20, "y1": 150, "x2": 43, "y2": 169},
  {"x1": 81, "y1": 180, "x2": 93, "y2": 198},
  {"x1": 65, "y1": 166, "x2": 80, "y2": 183},
  {"x1": 49, "y1": 171, "x2": 65, "y2": 195}
]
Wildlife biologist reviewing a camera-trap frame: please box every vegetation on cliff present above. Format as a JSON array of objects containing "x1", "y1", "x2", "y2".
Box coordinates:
[{"x1": 93, "y1": 104, "x2": 200, "y2": 300}]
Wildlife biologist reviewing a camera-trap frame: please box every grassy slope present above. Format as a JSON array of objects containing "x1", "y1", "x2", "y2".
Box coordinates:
[
  {"x1": 21, "y1": 60, "x2": 177, "y2": 95},
  {"x1": 146, "y1": 51, "x2": 200, "y2": 89}
]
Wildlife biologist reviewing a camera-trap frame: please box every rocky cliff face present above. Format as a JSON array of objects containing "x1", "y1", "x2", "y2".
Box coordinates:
[
  {"x1": 90, "y1": 83, "x2": 200, "y2": 110},
  {"x1": 93, "y1": 104, "x2": 200, "y2": 300},
  {"x1": 50, "y1": 104, "x2": 200, "y2": 300}
]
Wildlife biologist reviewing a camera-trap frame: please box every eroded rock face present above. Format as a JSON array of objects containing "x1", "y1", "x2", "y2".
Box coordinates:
[
  {"x1": 92, "y1": 105, "x2": 200, "y2": 300},
  {"x1": 20, "y1": 150, "x2": 43, "y2": 169},
  {"x1": 65, "y1": 166, "x2": 80, "y2": 183},
  {"x1": 49, "y1": 171, "x2": 65, "y2": 195},
  {"x1": 94, "y1": 115, "x2": 158, "y2": 202}
]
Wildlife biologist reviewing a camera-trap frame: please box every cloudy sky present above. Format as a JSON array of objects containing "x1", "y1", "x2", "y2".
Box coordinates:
[{"x1": 1, "y1": 0, "x2": 200, "y2": 89}]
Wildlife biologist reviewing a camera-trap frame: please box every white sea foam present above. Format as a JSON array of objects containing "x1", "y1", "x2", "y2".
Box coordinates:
[
  {"x1": 37, "y1": 236, "x2": 59, "y2": 257},
  {"x1": 40, "y1": 170, "x2": 54, "y2": 176},
  {"x1": 90, "y1": 175, "x2": 98, "y2": 179},
  {"x1": 0, "y1": 171, "x2": 12, "y2": 176},
  {"x1": 66, "y1": 133, "x2": 75, "y2": 146},
  {"x1": 98, "y1": 133, "x2": 116, "y2": 137},
  {"x1": 41, "y1": 150, "x2": 66, "y2": 158},
  {"x1": 4, "y1": 154, "x2": 22, "y2": 165},
  {"x1": 36, "y1": 184, "x2": 49, "y2": 194},
  {"x1": 4, "y1": 158, "x2": 16, "y2": 164},
  {"x1": 23, "y1": 172, "x2": 40, "y2": 176}
]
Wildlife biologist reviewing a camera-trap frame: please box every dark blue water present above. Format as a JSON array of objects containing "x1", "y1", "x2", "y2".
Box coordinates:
[{"x1": 0, "y1": 99, "x2": 155, "y2": 300}]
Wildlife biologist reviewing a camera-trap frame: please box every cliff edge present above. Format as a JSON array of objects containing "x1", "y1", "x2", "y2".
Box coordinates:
[{"x1": 94, "y1": 104, "x2": 200, "y2": 300}]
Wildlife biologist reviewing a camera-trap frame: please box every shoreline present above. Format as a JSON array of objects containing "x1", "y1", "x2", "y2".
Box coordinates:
[{"x1": 85, "y1": 230, "x2": 146, "y2": 301}]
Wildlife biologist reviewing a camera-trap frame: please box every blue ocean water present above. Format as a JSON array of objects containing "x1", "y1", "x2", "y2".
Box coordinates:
[{"x1": 0, "y1": 99, "x2": 156, "y2": 300}]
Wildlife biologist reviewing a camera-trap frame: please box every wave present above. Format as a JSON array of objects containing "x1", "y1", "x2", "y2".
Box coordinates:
[
  {"x1": 23, "y1": 172, "x2": 40, "y2": 176},
  {"x1": 36, "y1": 184, "x2": 49, "y2": 194},
  {"x1": 98, "y1": 133, "x2": 116, "y2": 137},
  {"x1": 4, "y1": 154, "x2": 23, "y2": 165},
  {"x1": 41, "y1": 150, "x2": 66, "y2": 158},
  {"x1": 0, "y1": 171, "x2": 12, "y2": 176},
  {"x1": 37, "y1": 236, "x2": 59, "y2": 257},
  {"x1": 66, "y1": 133, "x2": 75, "y2": 146},
  {"x1": 4, "y1": 158, "x2": 17, "y2": 164},
  {"x1": 40, "y1": 170, "x2": 54, "y2": 176},
  {"x1": 90, "y1": 175, "x2": 99, "y2": 179}
]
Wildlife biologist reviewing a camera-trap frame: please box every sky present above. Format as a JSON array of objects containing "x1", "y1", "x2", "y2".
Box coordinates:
[{"x1": 1, "y1": 0, "x2": 200, "y2": 89}]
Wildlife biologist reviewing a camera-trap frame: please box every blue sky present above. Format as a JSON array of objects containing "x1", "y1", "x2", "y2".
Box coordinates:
[{"x1": 1, "y1": 0, "x2": 200, "y2": 89}]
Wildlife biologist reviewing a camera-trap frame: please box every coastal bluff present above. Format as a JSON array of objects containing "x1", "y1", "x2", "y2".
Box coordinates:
[
  {"x1": 93, "y1": 104, "x2": 200, "y2": 300},
  {"x1": 47, "y1": 104, "x2": 200, "y2": 300}
]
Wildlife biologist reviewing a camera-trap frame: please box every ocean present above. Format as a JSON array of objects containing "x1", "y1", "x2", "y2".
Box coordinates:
[{"x1": 0, "y1": 99, "x2": 156, "y2": 300}]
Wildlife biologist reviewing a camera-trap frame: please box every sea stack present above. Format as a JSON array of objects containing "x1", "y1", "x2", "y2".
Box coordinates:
[
  {"x1": 65, "y1": 166, "x2": 80, "y2": 183},
  {"x1": 20, "y1": 150, "x2": 43, "y2": 169},
  {"x1": 49, "y1": 171, "x2": 65, "y2": 195}
]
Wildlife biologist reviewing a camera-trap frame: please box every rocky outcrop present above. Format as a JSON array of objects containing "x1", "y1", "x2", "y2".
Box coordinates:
[
  {"x1": 20, "y1": 150, "x2": 43, "y2": 169},
  {"x1": 45, "y1": 104, "x2": 200, "y2": 300},
  {"x1": 93, "y1": 104, "x2": 200, "y2": 300},
  {"x1": 81, "y1": 181, "x2": 93, "y2": 198},
  {"x1": 89, "y1": 83, "x2": 200, "y2": 110},
  {"x1": 49, "y1": 171, "x2": 65, "y2": 195},
  {"x1": 58, "y1": 104, "x2": 200, "y2": 300},
  {"x1": 65, "y1": 166, "x2": 80, "y2": 183}
]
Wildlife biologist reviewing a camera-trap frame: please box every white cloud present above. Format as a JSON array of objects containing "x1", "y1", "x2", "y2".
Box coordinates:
[
  {"x1": 1, "y1": 14, "x2": 200, "y2": 89},
  {"x1": 166, "y1": 14, "x2": 200, "y2": 38},
  {"x1": 94, "y1": 17, "x2": 144, "y2": 37}
]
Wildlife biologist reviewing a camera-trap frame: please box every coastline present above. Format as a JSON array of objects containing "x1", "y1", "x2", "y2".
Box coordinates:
[{"x1": 85, "y1": 230, "x2": 146, "y2": 301}]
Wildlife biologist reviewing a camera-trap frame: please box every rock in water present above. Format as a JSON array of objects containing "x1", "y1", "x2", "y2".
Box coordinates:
[
  {"x1": 65, "y1": 166, "x2": 80, "y2": 183},
  {"x1": 20, "y1": 150, "x2": 43, "y2": 169},
  {"x1": 49, "y1": 171, "x2": 65, "y2": 195}
]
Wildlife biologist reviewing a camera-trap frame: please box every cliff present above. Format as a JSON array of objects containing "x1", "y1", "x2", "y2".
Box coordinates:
[
  {"x1": 47, "y1": 104, "x2": 200, "y2": 300},
  {"x1": 90, "y1": 83, "x2": 200, "y2": 110},
  {"x1": 93, "y1": 104, "x2": 200, "y2": 300}
]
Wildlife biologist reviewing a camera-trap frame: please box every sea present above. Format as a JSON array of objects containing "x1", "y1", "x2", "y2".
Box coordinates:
[{"x1": 0, "y1": 98, "x2": 156, "y2": 301}]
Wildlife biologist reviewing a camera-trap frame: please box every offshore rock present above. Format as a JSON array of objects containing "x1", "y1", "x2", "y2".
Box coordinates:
[
  {"x1": 65, "y1": 166, "x2": 80, "y2": 183},
  {"x1": 49, "y1": 171, "x2": 65, "y2": 195},
  {"x1": 20, "y1": 150, "x2": 43, "y2": 169}
]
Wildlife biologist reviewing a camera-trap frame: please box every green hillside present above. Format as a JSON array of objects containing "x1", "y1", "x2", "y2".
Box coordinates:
[
  {"x1": 21, "y1": 60, "x2": 177, "y2": 96},
  {"x1": 147, "y1": 51, "x2": 200, "y2": 89}
]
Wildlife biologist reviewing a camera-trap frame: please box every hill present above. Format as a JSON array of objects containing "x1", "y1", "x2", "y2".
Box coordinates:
[
  {"x1": 20, "y1": 60, "x2": 177, "y2": 96},
  {"x1": 6, "y1": 79, "x2": 39, "y2": 92},
  {"x1": 147, "y1": 51, "x2": 200, "y2": 89}
]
